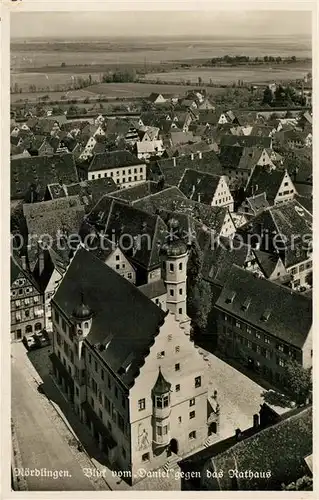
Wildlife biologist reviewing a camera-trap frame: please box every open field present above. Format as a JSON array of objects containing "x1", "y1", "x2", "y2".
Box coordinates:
[
  {"x1": 11, "y1": 82, "x2": 226, "y2": 103},
  {"x1": 11, "y1": 36, "x2": 311, "y2": 69},
  {"x1": 144, "y1": 64, "x2": 312, "y2": 85}
]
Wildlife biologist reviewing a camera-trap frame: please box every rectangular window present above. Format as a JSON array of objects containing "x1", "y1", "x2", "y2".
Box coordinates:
[
  {"x1": 256, "y1": 345, "x2": 261, "y2": 354},
  {"x1": 175, "y1": 363, "x2": 180, "y2": 371},
  {"x1": 179, "y1": 288, "x2": 183, "y2": 295},
  {"x1": 175, "y1": 384, "x2": 180, "y2": 392},
  {"x1": 189, "y1": 411, "x2": 195, "y2": 419},
  {"x1": 189, "y1": 431, "x2": 196, "y2": 440},
  {"x1": 107, "y1": 375, "x2": 111, "y2": 389},
  {"x1": 101, "y1": 369, "x2": 104, "y2": 380},
  {"x1": 179, "y1": 263, "x2": 183, "y2": 270},
  {"x1": 104, "y1": 396, "x2": 111, "y2": 413},
  {"x1": 195, "y1": 376, "x2": 201, "y2": 388},
  {"x1": 169, "y1": 263, "x2": 174, "y2": 272},
  {"x1": 255, "y1": 332, "x2": 261, "y2": 339},
  {"x1": 138, "y1": 398, "x2": 146, "y2": 411},
  {"x1": 235, "y1": 321, "x2": 241, "y2": 329},
  {"x1": 61, "y1": 319, "x2": 66, "y2": 332},
  {"x1": 264, "y1": 336, "x2": 270, "y2": 344},
  {"x1": 170, "y1": 290, "x2": 174, "y2": 296},
  {"x1": 115, "y1": 386, "x2": 118, "y2": 399},
  {"x1": 247, "y1": 340, "x2": 252, "y2": 349},
  {"x1": 157, "y1": 426, "x2": 162, "y2": 436}
]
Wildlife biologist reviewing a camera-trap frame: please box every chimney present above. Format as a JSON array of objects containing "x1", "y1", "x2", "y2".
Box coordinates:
[
  {"x1": 21, "y1": 255, "x2": 27, "y2": 270},
  {"x1": 235, "y1": 428, "x2": 242, "y2": 441},
  {"x1": 253, "y1": 413, "x2": 259, "y2": 429}
]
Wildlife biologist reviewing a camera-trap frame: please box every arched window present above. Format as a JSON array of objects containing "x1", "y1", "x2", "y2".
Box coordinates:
[
  {"x1": 25, "y1": 325, "x2": 33, "y2": 334},
  {"x1": 35, "y1": 322, "x2": 42, "y2": 331},
  {"x1": 84, "y1": 322, "x2": 89, "y2": 329}
]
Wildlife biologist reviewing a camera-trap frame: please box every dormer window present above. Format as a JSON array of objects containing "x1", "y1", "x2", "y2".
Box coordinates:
[
  {"x1": 226, "y1": 291, "x2": 236, "y2": 304},
  {"x1": 261, "y1": 309, "x2": 271, "y2": 322}
]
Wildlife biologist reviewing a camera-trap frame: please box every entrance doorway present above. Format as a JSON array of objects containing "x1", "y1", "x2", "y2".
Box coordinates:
[
  {"x1": 208, "y1": 422, "x2": 217, "y2": 435},
  {"x1": 169, "y1": 438, "x2": 178, "y2": 454}
]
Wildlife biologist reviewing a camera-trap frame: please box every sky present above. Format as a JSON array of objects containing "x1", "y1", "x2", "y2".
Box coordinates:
[{"x1": 11, "y1": 11, "x2": 312, "y2": 39}]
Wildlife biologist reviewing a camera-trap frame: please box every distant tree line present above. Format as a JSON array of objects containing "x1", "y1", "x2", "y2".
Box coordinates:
[{"x1": 208, "y1": 54, "x2": 297, "y2": 66}]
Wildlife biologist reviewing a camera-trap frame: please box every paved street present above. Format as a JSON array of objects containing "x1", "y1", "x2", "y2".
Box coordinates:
[
  {"x1": 199, "y1": 347, "x2": 267, "y2": 438},
  {"x1": 11, "y1": 343, "x2": 104, "y2": 491}
]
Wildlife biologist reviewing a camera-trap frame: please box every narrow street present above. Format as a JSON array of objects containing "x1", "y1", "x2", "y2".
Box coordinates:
[{"x1": 11, "y1": 343, "x2": 109, "y2": 491}]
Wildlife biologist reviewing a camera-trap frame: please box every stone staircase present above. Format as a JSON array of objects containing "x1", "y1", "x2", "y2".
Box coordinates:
[{"x1": 161, "y1": 453, "x2": 181, "y2": 472}]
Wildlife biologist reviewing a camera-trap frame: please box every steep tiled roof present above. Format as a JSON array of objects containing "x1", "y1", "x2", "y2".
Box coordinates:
[
  {"x1": 215, "y1": 265, "x2": 312, "y2": 347},
  {"x1": 237, "y1": 200, "x2": 312, "y2": 267},
  {"x1": 52, "y1": 247, "x2": 166, "y2": 388},
  {"x1": 88, "y1": 150, "x2": 143, "y2": 172},
  {"x1": 253, "y1": 249, "x2": 283, "y2": 279},
  {"x1": 246, "y1": 193, "x2": 270, "y2": 213},
  {"x1": 133, "y1": 186, "x2": 186, "y2": 214},
  {"x1": 11, "y1": 153, "x2": 79, "y2": 201},
  {"x1": 107, "y1": 181, "x2": 160, "y2": 204},
  {"x1": 202, "y1": 237, "x2": 250, "y2": 286},
  {"x1": 219, "y1": 146, "x2": 267, "y2": 171},
  {"x1": 23, "y1": 196, "x2": 85, "y2": 270},
  {"x1": 138, "y1": 279, "x2": 167, "y2": 299},
  {"x1": 156, "y1": 151, "x2": 223, "y2": 186},
  {"x1": 245, "y1": 165, "x2": 288, "y2": 202},
  {"x1": 180, "y1": 406, "x2": 312, "y2": 491},
  {"x1": 178, "y1": 169, "x2": 221, "y2": 204},
  {"x1": 220, "y1": 135, "x2": 271, "y2": 149},
  {"x1": 87, "y1": 199, "x2": 168, "y2": 271},
  {"x1": 157, "y1": 197, "x2": 228, "y2": 235}
]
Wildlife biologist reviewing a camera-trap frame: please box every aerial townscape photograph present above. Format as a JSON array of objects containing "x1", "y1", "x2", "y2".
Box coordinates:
[{"x1": 9, "y1": 8, "x2": 313, "y2": 494}]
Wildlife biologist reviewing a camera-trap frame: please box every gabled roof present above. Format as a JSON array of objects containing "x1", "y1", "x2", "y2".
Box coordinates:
[
  {"x1": 11, "y1": 153, "x2": 79, "y2": 201},
  {"x1": 246, "y1": 192, "x2": 270, "y2": 213},
  {"x1": 179, "y1": 406, "x2": 312, "y2": 491},
  {"x1": 133, "y1": 186, "x2": 186, "y2": 214},
  {"x1": 170, "y1": 130, "x2": 200, "y2": 146},
  {"x1": 157, "y1": 197, "x2": 229, "y2": 235},
  {"x1": 33, "y1": 247, "x2": 68, "y2": 292},
  {"x1": 245, "y1": 165, "x2": 289, "y2": 203},
  {"x1": 219, "y1": 145, "x2": 266, "y2": 171},
  {"x1": 87, "y1": 199, "x2": 169, "y2": 270},
  {"x1": 215, "y1": 265, "x2": 312, "y2": 347},
  {"x1": 178, "y1": 169, "x2": 222, "y2": 204},
  {"x1": 52, "y1": 247, "x2": 166, "y2": 388},
  {"x1": 202, "y1": 237, "x2": 251, "y2": 286},
  {"x1": 107, "y1": 181, "x2": 163, "y2": 205},
  {"x1": 11, "y1": 254, "x2": 40, "y2": 290},
  {"x1": 88, "y1": 150, "x2": 143, "y2": 172},
  {"x1": 237, "y1": 200, "x2": 312, "y2": 267},
  {"x1": 253, "y1": 249, "x2": 283, "y2": 279},
  {"x1": 156, "y1": 151, "x2": 223, "y2": 186},
  {"x1": 23, "y1": 196, "x2": 85, "y2": 269},
  {"x1": 220, "y1": 135, "x2": 272, "y2": 149}
]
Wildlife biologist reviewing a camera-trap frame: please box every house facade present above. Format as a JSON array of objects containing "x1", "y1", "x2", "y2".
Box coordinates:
[
  {"x1": 50, "y1": 247, "x2": 212, "y2": 483},
  {"x1": 11, "y1": 256, "x2": 45, "y2": 341},
  {"x1": 88, "y1": 151, "x2": 147, "y2": 189},
  {"x1": 214, "y1": 265, "x2": 312, "y2": 389}
]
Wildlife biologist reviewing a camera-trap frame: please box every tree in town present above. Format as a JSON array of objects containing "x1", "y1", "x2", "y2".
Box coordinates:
[
  {"x1": 187, "y1": 240, "x2": 211, "y2": 335},
  {"x1": 283, "y1": 359, "x2": 312, "y2": 405},
  {"x1": 262, "y1": 86, "x2": 273, "y2": 106}
]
